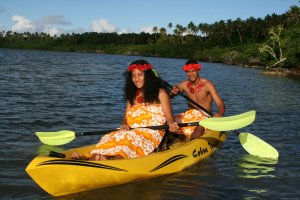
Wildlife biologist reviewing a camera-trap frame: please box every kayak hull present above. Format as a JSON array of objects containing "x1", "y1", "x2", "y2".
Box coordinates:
[{"x1": 26, "y1": 130, "x2": 227, "y2": 196}]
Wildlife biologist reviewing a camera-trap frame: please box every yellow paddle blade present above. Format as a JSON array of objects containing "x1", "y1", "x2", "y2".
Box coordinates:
[
  {"x1": 35, "y1": 130, "x2": 75, "y2": 146},
  {"x1": 199, "y1": 110, "x2": 256, "y2": 131},
  {"x1": 239, "y1": 132, "x2": 279, "y2": 159}
]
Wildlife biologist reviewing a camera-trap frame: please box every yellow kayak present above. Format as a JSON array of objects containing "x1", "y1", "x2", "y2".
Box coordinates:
[{"x1": 26, "y1": 130, "x2": 227, "y2": 197}]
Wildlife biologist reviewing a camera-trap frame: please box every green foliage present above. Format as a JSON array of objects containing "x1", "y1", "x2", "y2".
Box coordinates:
[
  {"x1": 282, "y1": 22, "x2": 300, "y2": 68},
  {"x1": 193, "y1": 44, "x2": 262, "y2": 66},
  {"x1": 193, "y1": 47, "x2": 223, "y2": 63},
  {"x1": 0, "y1": 5, "x2": 299, "y2": 69}
]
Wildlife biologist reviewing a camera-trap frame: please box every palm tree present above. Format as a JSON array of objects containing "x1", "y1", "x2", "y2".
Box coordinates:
[
  {"x1": 174, "y1": 24, "x2": 186, "y2": 44},
  {"x1": 233, "y1": 18, "x2": 244, "y2": 44},
  {"x1": 159, "y1": 27, "x2": 167, "y2": 36},
  {"x1": 152, "y1": 26, "x2": 158, "y2": 42},
  {"x1": 198, "y1": 23, "x2": 210, "y2": 45},
  {"x1": 187, "y1": 21, "x2": 198, "y2": 35},
  {"x1": 225, "y1": 19, "x2": 234, "y2": 45},
  {"x1": 167, "y1": 22, "x2": 173, "y2": 33}
]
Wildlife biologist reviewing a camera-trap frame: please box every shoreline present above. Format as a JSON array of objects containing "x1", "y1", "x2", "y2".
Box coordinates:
[
  {"x1": 259, "y1": 67, "x2": 300, "y2": 78},
  {"x1": 238, "y1": 63, "x2": 300, "y2": 78},
  {"x1": 2, "y1": 47, "x2": 300, "y2": 78}
]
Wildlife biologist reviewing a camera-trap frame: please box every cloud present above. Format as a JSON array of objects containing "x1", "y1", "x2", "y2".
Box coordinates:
[
  {"x1": 9, "y1": 15, "x2": 133, "y2": 36},
  {"x1": 12, "y1": 15, "x2": 36, "y2": 32},
  {"x1": 91, "y1": 19, "x2": 118, "y2": 33},
  {"x1": 41, "y1": 15, "x2": 71, "y2": 25},
  {"x1": 9, "y1": 14, "x2": 80, "y2": 36},
  {"x1": 42, "y1": 27, "x2": 60, "y2": 36},
  {"x1": 118, "y1": 28, "x2": 131, "y2": 34},
  {"x1": 140, "y1": 26, "x2": 154, "y2": 33}
]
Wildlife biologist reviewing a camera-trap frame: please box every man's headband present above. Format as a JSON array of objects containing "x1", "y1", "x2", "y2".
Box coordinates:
[{"x1": 182, "y1": 63, "x2": 202, "y2": 72}]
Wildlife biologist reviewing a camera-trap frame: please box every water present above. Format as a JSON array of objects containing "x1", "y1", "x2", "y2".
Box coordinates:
[{"x1": 0, "y1": 49, "x2": 299, "y2": 199}]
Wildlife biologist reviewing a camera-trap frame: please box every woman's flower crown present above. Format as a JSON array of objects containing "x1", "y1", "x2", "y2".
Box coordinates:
[{"x1": 128, "y1": 64, "x2": 153, "y2": 71}]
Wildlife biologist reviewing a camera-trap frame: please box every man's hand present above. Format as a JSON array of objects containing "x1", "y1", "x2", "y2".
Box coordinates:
[
  {"x1": 213, "y1": 113, "x2": 223, "y2": 117},
  {"x1": 171, "y1": 86, "x2": 180, "y2": 94}
]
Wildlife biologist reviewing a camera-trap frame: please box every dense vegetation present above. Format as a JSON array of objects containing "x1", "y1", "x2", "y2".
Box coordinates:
[{"x1": 1, "y1": 5, "x2": 299, "y2": 70}]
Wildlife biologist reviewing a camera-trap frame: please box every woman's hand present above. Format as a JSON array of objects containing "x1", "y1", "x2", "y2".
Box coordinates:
[
  {"x1": 120, "y1": 124, "x2": 130, "y2": 131},
  {"x1": 168, "y1": 121, "x2": 180, "y2": 133},
  {"x1": 72, "y1": 152, "x2": 88, "y2": 160}
]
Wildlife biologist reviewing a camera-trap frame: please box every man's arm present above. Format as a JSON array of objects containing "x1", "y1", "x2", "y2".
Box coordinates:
[{"x1": 208, "y1": 81, "x2": 225, "y2": 117}]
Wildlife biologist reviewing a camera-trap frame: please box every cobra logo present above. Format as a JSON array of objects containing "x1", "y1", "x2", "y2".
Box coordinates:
[{"x1": 192, "y1": 147, "x2": 208, "y2": 158}]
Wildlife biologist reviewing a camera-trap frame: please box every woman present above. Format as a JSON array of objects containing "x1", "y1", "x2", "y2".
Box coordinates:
[{"x1": 72, "y1": 59, "x2": 179, "y2": 160}]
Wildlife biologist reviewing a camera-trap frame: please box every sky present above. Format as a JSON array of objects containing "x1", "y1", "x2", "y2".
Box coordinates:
[{"x1": 0, "y1": 0, "x2": 299, "y2": 36}]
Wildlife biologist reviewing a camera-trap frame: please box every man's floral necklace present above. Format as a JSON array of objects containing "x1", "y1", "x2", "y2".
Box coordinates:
[
  {"x1": 187, "y1": 80, "x2": 205, "y2": 94},
  {"x1": 136, "y1": 89, "x2": 144, "y2": 103}
]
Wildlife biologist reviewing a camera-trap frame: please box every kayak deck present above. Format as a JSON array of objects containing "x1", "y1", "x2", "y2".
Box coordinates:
[{"x1": 26, "y1": 130, "x2": 227, "y2": 196}]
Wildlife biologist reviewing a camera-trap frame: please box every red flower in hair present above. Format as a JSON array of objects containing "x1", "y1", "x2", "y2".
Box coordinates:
[{"x1": 128, "y1": 64, "x2": 153, "y2": 72}]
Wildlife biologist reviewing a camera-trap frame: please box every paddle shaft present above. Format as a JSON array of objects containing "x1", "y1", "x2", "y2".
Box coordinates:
[{"x1": 77, "y1": 122, "x2": 200, "y2": 136}]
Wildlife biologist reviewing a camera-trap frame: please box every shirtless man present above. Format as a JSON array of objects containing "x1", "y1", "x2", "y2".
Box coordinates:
[{"x1": 171, "y1": 59, "x2": 225, "y2": 140}]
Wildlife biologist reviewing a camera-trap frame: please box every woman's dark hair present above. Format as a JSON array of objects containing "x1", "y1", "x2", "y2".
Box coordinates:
[{"x1": 124, "y1": 59, "x2": 162, "y2": 105}]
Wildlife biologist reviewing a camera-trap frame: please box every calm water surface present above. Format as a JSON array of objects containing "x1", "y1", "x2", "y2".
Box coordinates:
[{"x1": 0, "y1": 49, "x2": 299, "y2": 199}]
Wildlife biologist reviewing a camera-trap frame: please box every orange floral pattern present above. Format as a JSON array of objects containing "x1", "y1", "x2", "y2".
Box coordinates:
[
  {"x1": 176, "y1": 109, "x2": 208, "y2": 140},
  {"x1": 90, "y1": 104, "x2": 166, "y2": 159}
]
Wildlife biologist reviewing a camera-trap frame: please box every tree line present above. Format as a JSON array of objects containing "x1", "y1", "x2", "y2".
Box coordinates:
[{"x1": 1, "y1": 5, "x2": 299, "y2": 69}]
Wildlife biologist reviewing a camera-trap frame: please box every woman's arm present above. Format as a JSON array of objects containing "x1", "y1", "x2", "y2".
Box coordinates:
[
  {"x1": 120, "y1": 101, "x2": 131, "y2": 130},
  {"x1": 158, "y1": 89, "x2": 179, "y2": 132}
]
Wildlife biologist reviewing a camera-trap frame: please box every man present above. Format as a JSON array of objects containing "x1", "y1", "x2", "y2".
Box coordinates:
[{"x1": 171, "y1": 59, "x2": 225, "y2": 140}]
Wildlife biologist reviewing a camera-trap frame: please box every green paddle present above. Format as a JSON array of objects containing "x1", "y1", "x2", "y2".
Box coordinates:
[
  {"x1": 158, "y1": 77, "x2": 279, "y2": 159},
  {"x1": 239, "y1": 132, "x2": 279, "y2": 159},
  {"x1": 36, "y1": 111, "x2": 255, "y2": 146}
]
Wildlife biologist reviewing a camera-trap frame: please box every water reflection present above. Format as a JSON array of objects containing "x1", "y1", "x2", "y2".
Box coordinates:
[
  {"x1": 56, "y1": 176, "x2": 172, "y2": 200},
  {"x1": 237, "y1": 154, "x2": 278, "y2": 179}
]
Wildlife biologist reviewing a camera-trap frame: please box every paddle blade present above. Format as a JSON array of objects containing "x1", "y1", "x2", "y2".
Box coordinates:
[
  {"x1": 239, "y1": 132, "x2": 279, "y2": 159},
  {"x1": 199, "y1": 110, "x2": 256, "y2": 131},
  {"x1": 35, "y1": 130, "x2": 75, "y2": 146}
]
